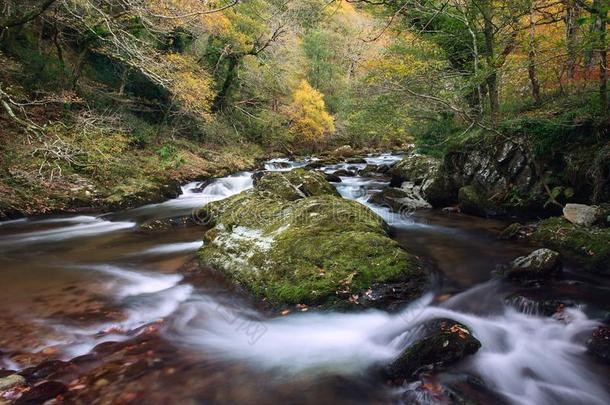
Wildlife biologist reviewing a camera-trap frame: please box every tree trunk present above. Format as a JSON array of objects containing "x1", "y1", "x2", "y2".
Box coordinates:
[
  {"x1": 212, "y1": 55, "x2": 240, "y2": 112},
  {"x1": 565, "y1": 0, "x2": 581, "y2": 79},
  {"x1": 0, "y1": 0, "x2": 57, "y2": 34},
  {"x1": 528, "y1": 2, "x2": 541, "y2": 103},
  {"x1": 482, "y1": 1, "x2": 499, "y2": 124},
  {"x1": 72, "y1": 48, "x2": 89, "y2": 90},
  {"x1": 599, "y1": 3, "x2": 608, "y2": 115}
]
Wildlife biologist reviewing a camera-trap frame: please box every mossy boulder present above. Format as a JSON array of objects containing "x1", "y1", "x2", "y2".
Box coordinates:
[
  {"x1": 386, "y1": 319, "x2": 481, "y2": 379},
  {"x1": 532, "y1": 217, "x2": 610, "y2": 274},
  {"x1": 390, "y1": 154, "x2": 440, "y2": 187},
  {"x1": 198, "y1": 173, "x2": 426, "y2": 306},
  {"x1": 458, "y1": 185, "x2": 501, "y2": 217},
  {"x1": 253, "y1": 169, "x2": 339, "y2": 201}
]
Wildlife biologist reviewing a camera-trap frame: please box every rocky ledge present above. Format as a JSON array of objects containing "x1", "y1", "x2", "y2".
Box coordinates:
[{"x1": 196, "y1": 169, "x2": 428, "y2": 307}]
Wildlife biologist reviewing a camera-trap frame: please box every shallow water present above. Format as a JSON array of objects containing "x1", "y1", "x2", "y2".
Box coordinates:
[{"x1": 0, "y1": 155, "x2": 608, "y2": 404}]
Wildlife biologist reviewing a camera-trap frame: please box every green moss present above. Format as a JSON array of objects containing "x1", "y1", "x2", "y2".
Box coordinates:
[
  {"x1": 499, "y1": 223, "x2": 524, "y2": 240},
  {"x1": 458, "y1": 185, "x2": 497, "y2": 217},
  {"x1": 199, "y1": 191, "x2": 425, "y2": 306},
  {"x1": 533, "y1": 217, "x2": 610, "y2": 273},
  {"x1": 255, "y1": 169, "x2": 339, "y2": 201}
]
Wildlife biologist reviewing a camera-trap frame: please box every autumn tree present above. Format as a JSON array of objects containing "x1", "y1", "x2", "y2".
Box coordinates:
[{"x1": 285, "y1": 79, "x2": 335, "y2": 150}]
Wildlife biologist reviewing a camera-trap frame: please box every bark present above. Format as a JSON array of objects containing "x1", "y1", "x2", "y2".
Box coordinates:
[
  {"x1": 212, "y1": 55, "x2": 240, "y2": 112},
  {"x1": 565, "y1": 0, "x2": 581, "y2": 79},
  {"x1": 482, "y1": 1, "x2": 500, "y2": 124},
  {"x1": 528, "y1": 2, "x2": 541, "y2": 103},
  {"x1": 599, "y1": 2, "x2": 608, "y2": 115},
  {"x1": 0, "y1": 0, "x2": 57, "y2": 33}
]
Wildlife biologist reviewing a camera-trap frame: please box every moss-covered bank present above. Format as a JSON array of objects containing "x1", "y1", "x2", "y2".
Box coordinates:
[
  {"x1": 532, "y1": 217, "x2": 610, "y2": 274},
  {"x1": 197, "y1": 170, "x2": 427, "y2": 306}
]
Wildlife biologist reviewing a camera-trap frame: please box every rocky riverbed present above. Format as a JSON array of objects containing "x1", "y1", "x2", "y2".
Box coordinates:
[{"x1": 0, "y1": 151, "x2": 609, "y2": 405}]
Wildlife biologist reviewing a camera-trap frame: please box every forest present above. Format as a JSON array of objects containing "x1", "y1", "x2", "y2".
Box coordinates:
[
  {"x1": 0, "y1": 0, "x2": 608, "y2": 215},
  {"x1": 0, "y1": 1, "x2": 609, "y2": 405}
]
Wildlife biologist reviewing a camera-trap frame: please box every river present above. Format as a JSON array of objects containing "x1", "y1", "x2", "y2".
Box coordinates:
[{"x1": 0, "y1": 154, "x2": 608, "y2": 404}]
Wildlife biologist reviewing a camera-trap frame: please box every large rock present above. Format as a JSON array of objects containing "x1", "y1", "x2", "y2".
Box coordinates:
[
  {"x1": 387, "y1": 153, "x2": 452, "y2": 206},
  {"x1": 502, "y1": 248, "x2": 560, "y2": 280},
  {"x1": 198, "y1": 171, "x2": 427, "y2": 306},
  {"x1": 253, "y1": 169, "x2": 339, "y2": 201},
  {"x1": 386, "y1": 318, "x2": 481, "y2": 379},
  {"x1": 368, "y1": 185, "x2": 431, "y2": 212},
  {"x1": 458, "y1": 185, "x2": 500, "y2": 217},
  {"x1": 532, "y1": 217, "x2": 610, "y2": 274},
  {"x1": 563, "y1": 203, "x2": 601, "y2": 226},
  {"x1": 390, "y1": 154, "x2": 440, "y2": 187}
]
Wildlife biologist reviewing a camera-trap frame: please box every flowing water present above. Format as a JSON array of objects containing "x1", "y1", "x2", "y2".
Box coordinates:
[{"x1": 0, "y1": 154, "x2": 608, "y2": 404}]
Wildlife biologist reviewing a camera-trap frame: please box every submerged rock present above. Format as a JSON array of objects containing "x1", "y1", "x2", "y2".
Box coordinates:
[
  {"x1": 563, "y1": 203, "x2": 601, "y2": 226},
  {"x1": 386, "y1": 318, "x2": 481, "y2": 379},
  {"x1": 532, "y1": 217, "x2": 610, "y2": 274},
  {"x1": 504, "y1": 293, "x2": 575, "y2": 316},
  {"x1": 587, "y1": 326, "x2": 610, "y2": 364},
  {"x1": 15, "y1": 381, "x2": 67, "y2": 404},
  {"x1": 502, "y1": 249, "x2": 560, "y2": 281},
  {"x1": 198, "y1": 171, "x2": 427, "y2": 306},
  {"x1": 498, "y1": 223, "x2": 524, "y2": 240}
]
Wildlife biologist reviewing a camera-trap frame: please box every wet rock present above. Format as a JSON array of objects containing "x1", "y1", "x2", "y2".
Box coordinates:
[
  {"x1": 345, "y1": 157, "x2": 367, "y2": 164},
  {"x1": 305, "y1": 161, "x2": 325, "y2": 169},
  {"x1": 400, "y1": 375, "x2": 509, "y2": 405},
  {"x1": 198, "y1": 170, "x2": 426, "y2": 306},
  {"x1": 20, "y1": 360, "x2": 72, "y2": 380},
  {"x1": 368, "y1": 186, "x2": 431, "y2": 212},
  {"x1": 324, "y1": 172, "x2": 342, "y2": 183},
  {"x1": 139, "y1": 216, "x2": 195, "y2": 232},
  {"x1": 504, "y1": 293, "x2": 575, "y2": 316},
  {"x1": 358, "y1": 164, "x2": 381, "y2": 177},
  {"x1": 0, "y1": 374, "x2": 26, "y2": 390},
  {"x1": 15, "y1": 381, "x2": 67, "y2": 404},
  {"x1": 458, "y1": 185, "x2": 500, "y2": 217},
  {"x1": 502, "y1": 248, "x2": 560, "y2": 281},
  {"x1": 532, "y1": 217, "x2": 610, "y2": 274},
  {"x1": 587, "y1": 326, "x2": 610, "y2": 364},
  {"x1": 386, "y1": 318, "x2": 481, "y2": 379},
  {"x1": 563, "y1": 203, "x2": 601, "y2": 226},
  {"x1": 332, "y1": 169, "x2": 356, "y2": 177},
  {"x1": 377, "y1": 164, "x2": 392, "y2": 174}
]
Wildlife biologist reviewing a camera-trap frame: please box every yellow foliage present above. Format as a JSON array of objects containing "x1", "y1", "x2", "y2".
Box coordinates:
[
  {"x1": 165, "y1": 53, "x2": 215, "y2": 120},
  {"x1": 285, "y1": 80, "x2": 335, "y2": 148}
]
